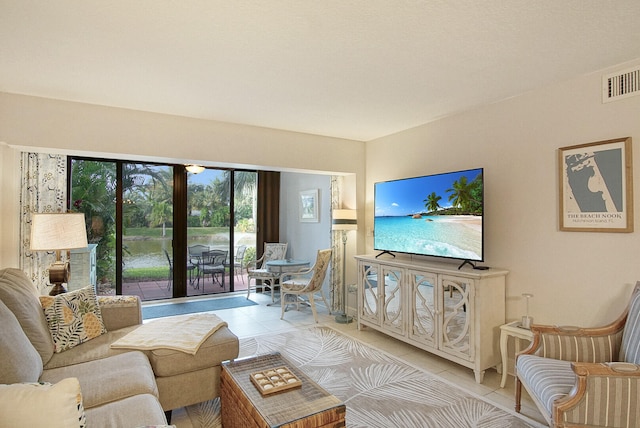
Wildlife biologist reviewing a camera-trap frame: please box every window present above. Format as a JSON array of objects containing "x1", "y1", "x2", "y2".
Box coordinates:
[{"x1": 69, "y1": 157, "x2": 257, "y2": 301}]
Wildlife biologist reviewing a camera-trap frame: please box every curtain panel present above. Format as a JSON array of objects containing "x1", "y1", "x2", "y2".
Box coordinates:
[
  {"x1": 330, "y1": 175, "x2": 342, "y2": 312},
  {"x1": 20, "y1": 152, "x2": 68, "y2": 294}
]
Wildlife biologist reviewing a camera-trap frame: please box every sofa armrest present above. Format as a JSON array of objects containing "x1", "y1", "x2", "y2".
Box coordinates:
[
  {"x1": 554, "y1": 362, "x2": 640, "y2": 427},
  {"x1": 97, "y1": 296, "x2": 142, "y2": 331},
  {"x1": 520, "y1": 322, "x2": 626, "y2": 363}
]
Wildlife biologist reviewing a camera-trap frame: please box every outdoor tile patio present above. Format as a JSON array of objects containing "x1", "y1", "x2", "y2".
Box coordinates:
[{"x1": 121, "y1": 272, "x2": 250, "y2": 302}]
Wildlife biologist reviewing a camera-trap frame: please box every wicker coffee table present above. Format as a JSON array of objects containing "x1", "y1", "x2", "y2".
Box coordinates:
[{"x1": 221, "y1": 352, "x2": 346, "y2": 427}]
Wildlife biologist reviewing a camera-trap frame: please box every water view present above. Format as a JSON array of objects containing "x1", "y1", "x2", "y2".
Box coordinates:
[{"x1": 374, "y1": 215, "x2": 482, "y2": 260}]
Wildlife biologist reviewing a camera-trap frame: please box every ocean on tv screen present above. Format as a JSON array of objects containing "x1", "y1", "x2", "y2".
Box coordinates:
[{"x1": 374, "y1": 215, "x2": 482, "y2": 260}]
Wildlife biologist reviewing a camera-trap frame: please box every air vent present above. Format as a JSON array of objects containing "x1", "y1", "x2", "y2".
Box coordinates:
[{"x1": 603, "y1": 66, "x2": 640, "y2": 103}]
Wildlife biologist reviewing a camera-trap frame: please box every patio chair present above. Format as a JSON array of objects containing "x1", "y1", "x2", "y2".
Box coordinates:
[
  {"x1": 515, "y1": 281, "x2": 640, "y2": 427},
  {"x1": 200, "y1": 250, "x2": 228, "y2": 291},
  {"x1": 188, "y1": 244, "x2": 209, "y2": 288},
  {"x1": 164, "y1": 249, "x2": 196, "y2": 291},
  {"x1": 280, "y1": 249, "x2": 332, "y2": 323},
  {"x1": 247, "y1": 243, "x2": 288, "y2": 302},
  {"x1": 234, "y1": 245, "x2": 248, "y2": 283}
]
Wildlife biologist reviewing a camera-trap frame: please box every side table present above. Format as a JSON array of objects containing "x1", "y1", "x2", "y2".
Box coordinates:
[
  {"x1": 221, "y1": 352, "x2": 345, "y2": 427},
  {"x1": 499, "y1": 321, "x2": 534, "y2": 388}
]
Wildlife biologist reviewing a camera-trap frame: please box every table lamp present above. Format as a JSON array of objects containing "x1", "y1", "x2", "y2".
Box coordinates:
[
  {"x1": 30, "y1": 212, "x2": 88, "y2": 295},
  {"x1": 332, "y1": 209, "x2": 357, "y2": 324}
]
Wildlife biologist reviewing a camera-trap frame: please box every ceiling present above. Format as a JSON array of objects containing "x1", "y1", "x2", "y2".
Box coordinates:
[{"x1": 1, "y1": 1, "x2": 640, "y2": 142}]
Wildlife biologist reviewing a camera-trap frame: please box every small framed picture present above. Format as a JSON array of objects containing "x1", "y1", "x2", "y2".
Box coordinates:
[
  {"x1": 558, "y1": 137, "x2": 633, "y2": 232},
  {"x1": 299, "y1": 189, "x2": 319, "y2": 222}
]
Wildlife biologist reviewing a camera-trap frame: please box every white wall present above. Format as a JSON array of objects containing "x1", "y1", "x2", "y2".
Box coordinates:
[
  {"x1": 0, "y1": 142, "x2": 20, "y2": 267},
  {"x1": 0, "y1": 92, "x2": 366, "y2": 269},
  {"x1": 279, "y1": 172, "x2": 332, "y2": 260},
  {"x1": 279, "y1": 172, "x2": 332, "y2": 296},
  {"x1": 366, "y1": 58, "x2": 640, "y2": 327}
]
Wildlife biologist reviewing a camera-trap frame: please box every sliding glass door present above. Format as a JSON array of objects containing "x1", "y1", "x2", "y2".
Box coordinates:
[
  {"x1": 69, "y1": 159, "x2": 117, "y2": 296},
  {"x1": 69, "y1": 157, "x2": 257, "y2": 301},
  {"x1": 186, "y1": 168, "x2": 230, "y2": 295},
  {"x1": 121, "y1": 163, "x2": 175, "y2": 298}
]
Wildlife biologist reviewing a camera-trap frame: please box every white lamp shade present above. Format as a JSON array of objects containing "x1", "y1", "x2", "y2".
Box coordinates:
[
  {"x1": 332, "y1": 209, "x2": 358, "y2": 231},
  {"x1": 30, "y1": 213, "x2": 88, "y2": 251}
]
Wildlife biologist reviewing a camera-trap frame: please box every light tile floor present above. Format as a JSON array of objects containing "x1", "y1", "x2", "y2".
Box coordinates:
[{"x1": 160, "y1": 292, "x2": 546, "y2": 427}]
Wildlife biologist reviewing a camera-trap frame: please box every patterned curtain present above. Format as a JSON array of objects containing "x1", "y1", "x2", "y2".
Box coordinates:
[
  {"x1": 20, "y1": 152, "x2": 68, "y2": 294},
  {"x1": 330, "y1": 175, "x2": 343, "y2": 311}
]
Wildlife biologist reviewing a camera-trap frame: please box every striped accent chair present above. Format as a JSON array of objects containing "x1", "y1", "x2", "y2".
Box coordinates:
[{"x1": 515, "y1": 281, "x2": 640, "y2": 427}]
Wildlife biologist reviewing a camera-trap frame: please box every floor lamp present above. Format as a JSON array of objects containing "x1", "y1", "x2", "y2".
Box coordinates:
[{"x1": 332, "y1": 209, "x2": 357, "y2": 324}]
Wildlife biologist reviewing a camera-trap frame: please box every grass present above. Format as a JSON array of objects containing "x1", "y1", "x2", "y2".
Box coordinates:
[{"x1": 123, "y1": 266, "x2": 169, "y2": 280}]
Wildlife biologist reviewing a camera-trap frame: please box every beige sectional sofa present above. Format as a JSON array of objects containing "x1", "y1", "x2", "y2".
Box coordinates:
[{"x1": 0, "y1": 267, "x2": 239, "y2": 427}]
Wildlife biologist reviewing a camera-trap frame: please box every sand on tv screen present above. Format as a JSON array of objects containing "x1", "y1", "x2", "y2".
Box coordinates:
[{"x1": 374, "y1": 168, "x2": 484, "y2": 261}]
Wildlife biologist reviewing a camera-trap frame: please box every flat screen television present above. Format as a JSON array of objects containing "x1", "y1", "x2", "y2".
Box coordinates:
[{"x1": 374, "y1": 167, "x2": 484, "y2": 265}]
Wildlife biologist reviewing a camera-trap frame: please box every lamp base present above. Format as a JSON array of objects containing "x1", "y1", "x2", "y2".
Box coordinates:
[
  {"x1": 335, "y1": 312, "x2": 353, "y2": 324},
  {"x1": 49, "y1": 283, "x2": 67, "y2": 296},
  {"x1": 48, "y1": 260, "x2": 70, "y2": 296}
]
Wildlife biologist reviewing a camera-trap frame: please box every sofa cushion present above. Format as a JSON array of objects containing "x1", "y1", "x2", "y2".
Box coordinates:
[
  {"x1": 620, "y1": 283, "x2": 640, "y2": 364},
  {"x1": 44, "y1": 325, "x2": 138, "y2": 370},
  {"x1": 97, "y1": 295, "x2": 142, "y2": 331},
  {"x1": 84, "y1": 393, "x2": 167, "y2": 428},
  {"x1": 147, "y1": 325, "x2": 239, "y2": 377},
  {"x1": 517, "y1": 354, "x2": 576, "y2": 415},
  {"x1": 0, "y1": 267, "x2": 54, "y2": 364},
  {"x1": 0, "y1": 378, "x2": 86, "y2": 428},
  {"x1": 0, "y1": 299, "x2": 43, "y2": 383},
  {"x1": 39, "y1": 285, "x2": 107, "y2": 353},
  {"x1": 41, "y1": 351, "x2": 158, "y2": 409}
]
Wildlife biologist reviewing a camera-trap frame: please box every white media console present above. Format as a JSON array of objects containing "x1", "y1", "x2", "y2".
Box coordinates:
[{"x1": 355, "y1": 254, "x2": 508, "y2": 383}]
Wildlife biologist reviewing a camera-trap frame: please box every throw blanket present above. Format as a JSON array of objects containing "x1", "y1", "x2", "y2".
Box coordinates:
[{"x1": 110, "y1": 313, "x2": 227, "y2": 355}]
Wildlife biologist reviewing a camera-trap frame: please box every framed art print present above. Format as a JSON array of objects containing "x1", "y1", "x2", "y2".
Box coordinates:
[
  {"x1": 299, "y1": 189, "x2": 319, "y2": 222},
  {"x1": 558, "y1": 137, "x2": 633, "y2": 232}
]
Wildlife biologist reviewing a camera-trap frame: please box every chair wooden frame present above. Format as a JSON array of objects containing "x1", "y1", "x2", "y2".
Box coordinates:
[{"x1": 515, "y1": 282, "x2": 640, "y2": 428}]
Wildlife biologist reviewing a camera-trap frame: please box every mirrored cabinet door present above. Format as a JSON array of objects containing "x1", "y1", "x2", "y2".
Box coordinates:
[
  {"x1": 439, "y1": 275, "x2": 473, "y2": 360},
  {"x1": 360, "y1": 263, "x2": 381, "y2": 325},
  {"x1": 382, "y1": 267, "x2": 404, "y2": 335},
  {"x1": 409, "y1": 271, "x2": 438, "y2": 348}
]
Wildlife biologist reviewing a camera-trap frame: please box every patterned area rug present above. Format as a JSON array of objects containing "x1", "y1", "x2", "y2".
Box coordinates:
[{"x1": 186, "y1": 327, "x2": 540, "y2": 428}]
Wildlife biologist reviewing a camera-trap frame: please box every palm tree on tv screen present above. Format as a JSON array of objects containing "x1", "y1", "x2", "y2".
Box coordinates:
[{"x1": 424, "y1": 192, "x2": 442, "y2": 213}]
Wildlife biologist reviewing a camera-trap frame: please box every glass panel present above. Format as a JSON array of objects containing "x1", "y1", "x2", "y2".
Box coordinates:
[
  {"x1": 361, "y1": 264, "x2": 379, "y2": 323},
  {"x1": 70, "y1": 159, "x2": 117, "y2": 297},
  {"x1": 121, "y1": 163, "x2": 174, "y2": 300},
  {"x1": 382, "y1": 268, "x2": 403, "y2": 333},
  {"x1": 441, "y1": 277, "x2": 471, "y2": 355},
  {"x1": 233, "y1": 171, "x2": 257, "y2": 291},
  {"x1": 411, "y1": 273, "x2": 437, "y2": 346},
  {"x1": 186, "y1": 168, "x2": 230, "y2": 296}
]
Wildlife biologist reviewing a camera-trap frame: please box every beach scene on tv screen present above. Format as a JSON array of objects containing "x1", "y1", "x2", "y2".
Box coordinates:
[{"x1": 374, "y1": 169, "x2": 483, "y2": 260}]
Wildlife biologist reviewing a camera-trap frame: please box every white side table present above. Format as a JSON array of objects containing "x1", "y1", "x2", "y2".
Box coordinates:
[{"x1": 499, "y1": 321, "x2": 534, "y2": 387}]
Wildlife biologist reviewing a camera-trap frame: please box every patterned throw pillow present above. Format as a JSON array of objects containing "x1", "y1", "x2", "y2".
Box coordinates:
[
  {"x1": 39, "y1": 286, "x2": 107, "y2": 353},
  {"x1": 0, "y1": 378, "x2": 86, "y2": 428}
]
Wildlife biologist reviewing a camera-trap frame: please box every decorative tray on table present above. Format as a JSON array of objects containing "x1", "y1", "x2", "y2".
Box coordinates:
[{"x1": 249, "y1": 366, "x2": 302, "y2": 396}]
